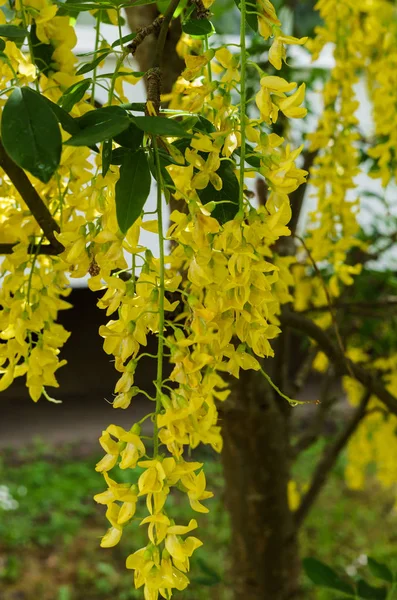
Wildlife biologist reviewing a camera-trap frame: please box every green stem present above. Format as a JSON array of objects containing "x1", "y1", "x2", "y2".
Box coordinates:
[
  {"x1": 154, "y1": 0, "x2": 181, "y2": 68},
  {"x1": 117, "y1": 10, "x2": 124, "y2": 51},
  {"x1": 152, "y1": 137, "x2": 166, "y2": 458},
  {"x1": 26, "y1": 235, "x2": 44, "y2": 308},
  {"x1": 239, "y1": 0, "x2": 247, "y2": 211},
  {"x1": 108, "y1": 53, "x2": 126, "y2": 105},
  {"x1": 91, "y1": 12, "x2": 101, "y2": 106},
  {"x1": 258, "y1": 366, "x2": 309, "y2": 407},
  {"x1": 19, "y1": 1, "x2": 39, "y2": 91}
]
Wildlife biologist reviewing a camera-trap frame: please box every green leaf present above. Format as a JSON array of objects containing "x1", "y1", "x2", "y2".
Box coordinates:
[
  {"x1": 182, "y1": 18, "x2": 214, "y2": 37},
  {"x1": 56, "y1": 0, "x2": 81, "y2": 17},
  {"x1": 76, "y1": 49, "x2": 111, "y2": 75},
  {"x1": 30, "y1": 23, "x2": 54, "y2": 75},
  {"x1": 96, "y1": 71, "x2": 144, "y2": 79},
  {"x1": 113, "y1": 123, "x2": 143, "y2": 151},
  {"x1": 193, "y1": 115, "x2": 216, "y2": 134},
  {"x1": 116, "y1": 149, "x2": 151, "y2": 233},
  {"x1": 1, "y1": 87, "x2": 62, "y2": 183},
  {"x1": 110, "y1": 146, "x2": 128, "y2": 165},
  {"x1": 102, "y1": 139, "x2": 112, "y2": 177},
  {"x1": 111, "y1": 32, "x2": 137, "y2": 47},
  {"x1": 235, "y1": 143, "x2": 261, "y2": 168},
  {"x1": 303, "y1": 558, "x2": 356, "y2": 597},
  {"x1": 55, "y1": 0, "x2": 116, "y2": 12},
  {"x1": 42, "y1": 97, "x2": 81, "y2": 136},
  {"x1": 132, "y1": 116, "x2": 192, "y2": 138},
  {"x1": 113, "y1": 122, "x2": 143, "y2": 150},
  {"x1": 367, "y1": 558, "x2": 394, "y2": 584},
  {"x1": 234, "y1": 0, "x2": 258, "y2": 32},
  {"x1": 157, "y1": 0, "x2": 186, "y2": 16},
  {"x1": 0, "y1": 25, "x2": 28, "y2": 40},
  {"x1": 198, "y1": 160, "x2": 240, "y2": 224},
  {"x1": 59, "y1": 79, "x2": 92, "y2": 112},
  {"x1": 148, "y1": 151, "x2": 174, "y2": 189},
  {"x1": 0, "y1": 39, "x2": 5, "y2": 52},
  {"x1": 65, "y1": 106, "x2": 130, "y2": 146},
  {"x1": 357, "y1": 579, "x2": 388, "y2": 600}
]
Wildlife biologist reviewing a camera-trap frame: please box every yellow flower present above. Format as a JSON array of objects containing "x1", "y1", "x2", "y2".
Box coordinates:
[{"x1": 185, "y1": 149, "x2": 222, "y2": 191}]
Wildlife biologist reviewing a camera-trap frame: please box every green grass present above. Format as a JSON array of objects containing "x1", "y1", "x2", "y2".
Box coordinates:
[{"x1": 0, "y1": 439, "x2": 396, "y2": 599}]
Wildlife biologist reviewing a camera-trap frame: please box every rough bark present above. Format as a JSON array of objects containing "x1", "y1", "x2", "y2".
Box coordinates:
[{"x1": 220, "y1": 369, "x2": 300, "y2": 600}]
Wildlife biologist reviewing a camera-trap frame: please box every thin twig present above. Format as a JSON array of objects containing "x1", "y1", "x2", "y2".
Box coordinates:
[
  {"x1": 0, "y1": 141, "x2": 63, "y2": 254},
  {"x1": 0, "y1": 243, "x2": 61, "y2": 255},
  {"x1": 300, "y1": 297, "x2": 397, "y2": 314},
  {"x1": 128, "y1": 16, "x2": 164, "y2": 55},
  {"x1": 294, "y1": 391, "x2": 371, "y2": 529},
  {"x1": 280, "y1": 309, "x2": 397, "y2": 416}
]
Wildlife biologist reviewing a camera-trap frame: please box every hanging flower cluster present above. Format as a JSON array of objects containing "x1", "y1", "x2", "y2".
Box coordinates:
[
  {"x1": 303, "y1": 0, "x2": 365, "y2": 299},
  {"x1": 1, "y1": 0, "x2": 396, "y2": 596},
  {"x1": 292, "y1": 0, "x2": 397, "y2": 501},
  {"x1": 0, "y1": 0, "x2": 310, "y2": 596}
]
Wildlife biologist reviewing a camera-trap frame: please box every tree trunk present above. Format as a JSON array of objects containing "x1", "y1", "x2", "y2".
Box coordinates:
[{"x1": 220, "y1": 369, "x2": 300, "y2": 599}]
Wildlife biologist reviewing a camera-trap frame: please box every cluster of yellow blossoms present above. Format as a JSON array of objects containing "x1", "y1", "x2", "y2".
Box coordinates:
[
  {"x1": 2, "y1": 0, "x2": 396, "y2": 595},
  {"x1": 294, "y1": 0, "x2": 397, "y2": 501},
  {"x1": 88, "y1": 3, "x2": 309, "y2": 596},
  {"x1": 343, "y1": 353, "x2": 397, "y2": 494},
  {"x1": 0, "y1": 0, "x2": 309, "y2": 595}
]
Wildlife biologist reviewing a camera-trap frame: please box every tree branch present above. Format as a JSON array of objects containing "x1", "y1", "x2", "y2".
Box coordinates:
[
  {"x1": 294, "y1": 392, "x2": 371, "y2": 529},
  {"x1": 280, "y1": 309, "x2": 397, "y2": 415},
  {"x1": 128, "y1": 15, "x2": 164, "y2": 55},
  {"x1": 0, "y1": 243, "x2": 62, "y2": 255},
  {"x1": 0, "y1": 141, "x2": 63, "y2": 254},
  {"x1": 300, "y1": 297, "x2": 397, "y2": 314}
]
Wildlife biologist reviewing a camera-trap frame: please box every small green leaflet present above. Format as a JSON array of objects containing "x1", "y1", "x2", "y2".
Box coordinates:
[
  {"x1": 182, "y1": 19, "x2": 214, "y2": 37},
  {"x1": 157, "y1": 0, "x2": 186, "y2": 18},
  {"x1": 132, "y1": 116, "x2": 192, "y2": 138},
  {"x1": 76, "y1": 49, "x2": 111, "y2": 75},
  {"x1": 116, "y1": 149, "x2": 151, "y2": 233},
  {"x1": 198, "y1": 160, "x2": 239, "y2": 224},
  {"x1": 0, "y1": 25, "x2": 28, "y2": 40},
  {"x1": 58, "y1": 79, "x2": 92, "y2": 112},
  {"x1": 356, "y1": 579, "x2": 388, "y2": 600},
  {"x1": 367, "y1": 558, "x2": 394, "y2": 584},
  {"x1": 1, "y1": 87, "x2": 62, "y2": 183},
  {"x1": 65, "y1": 106, "x2": 130, "y2": 146},
  {"x1": 303, "y1": 558, "x2": 355, "y2": 596},
  {"x1": 55, "y1": 0, "x2": 117, "y2": 12},
  {"x1": 110, "y1": 147, "x2": 128, "y2": 165},
  {"x1": 43, "y1": 97, "x2": 82, "y2": 137},
  {"x1": 113, "y1": 122, "x2": 144, "y2": 151},
  {"x1": 96, "y1": 71, "x2": 144, "y2": 79},
  {"x1": 111, "y1": 32, "x2": 137, "y2": 48},
  {"x1": 31, "y1": 23, "x2": 53, "y2": 76}
]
